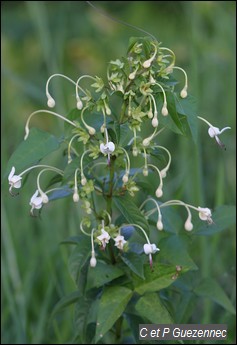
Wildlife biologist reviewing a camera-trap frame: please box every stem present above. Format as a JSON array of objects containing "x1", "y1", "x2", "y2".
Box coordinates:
[{"x1": 106, "y1": 157, "x2": 115, "y2": 215}]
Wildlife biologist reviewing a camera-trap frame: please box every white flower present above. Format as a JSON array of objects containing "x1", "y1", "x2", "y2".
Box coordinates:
[
  {"x1": 198, "y1": 207, "x2": 213, "y2": 224},
  {"x1": 90, "y1": 252, "x2": 97, "y2": 267},
  {"x1": 8, "y1": 167, "x2": 22, "y2": 193},
  {"x1": 208, "y1": 126, "x2": 231, "y2": 149},
  {"x1": 97, "y1": 229, "x2": 110, "y2": 249},
  {"x1": 114, "y1": 235, "x2": 127, "y2": 250},
  {"x1": 30, "y1": 190, "x2": 43, "y2": 215},
  {"x1": 100, "y1": 142, "x2": 115, "y2": 155},
  {"x1": 143, "y1": 243, "x2": 160, "y2": 255}
]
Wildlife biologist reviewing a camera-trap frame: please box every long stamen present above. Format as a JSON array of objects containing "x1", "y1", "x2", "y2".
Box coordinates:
[{"x1": 24, "y1": 110, "x2": 78, "y2": 140}]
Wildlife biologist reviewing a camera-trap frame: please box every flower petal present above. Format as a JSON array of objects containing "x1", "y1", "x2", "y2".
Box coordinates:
[{"x1": 8, "y1": 167, "x2": 15, "y2": 181}]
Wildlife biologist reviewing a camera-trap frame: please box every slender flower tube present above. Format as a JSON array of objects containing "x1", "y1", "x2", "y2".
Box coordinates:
[
  {"x1": 73, "y1": 168, "x2": 80, "y2": 202},
  {"x1": 148, "y1": 93, "x2": 159, "y2": 127},
  {"x1": 68, "y1": 134, "x2": 81, "y2": 163},
  {"x1": 36, "y1": 168, "x2": 64, "y2": 203},
  {"x1": 24, "y1": 110, "x2": 79, "y2": 140},
  {"x1": 45, "y1": 73, "x2": 86, "y2": 108},
  {"x1": 152, "y1": 145, "x2": 172, "y2": 178},
  {"x1": 147, "y1": 164, "x2": 163, "y2": 198},
  {"x1": 154, "y1": 83, "x2": 168, "y2": 116},
  {"x1": 197, "y1": 116, "x2": 231, "y2": 149},
  {"x1": 142, "y1": 148, "x2": 149, "y2": 176},
  {"x1": 120, "y1": 147, "x2": 131, "y2": 183},
  {"x1": 75, "y1": 75, "x2": 97, "y2": 110},
  {"x1": 129, "y1": 65, "x2": 139, "y2": 80},
  {"x1": 80, "y1": 150, "x2": 91, "y2": 186},
  {"x1": 142, "y1": 128, "x2": 158, "y2": 147},
  {"x1": 172, "y1": 66, "x2": 188, "y2": 98},
  {"x1": 143, "y1": 42, "x2": 158, "y2": 68},
  {"x1": 90, "y1": 229, "x2": 97, "y2": 267},
  {"x1": 80, "y1": 107, "x2": 96, "y2": 135},
  {"x1": 140, "y1": 198, "x2": 163, "y2": 230}
]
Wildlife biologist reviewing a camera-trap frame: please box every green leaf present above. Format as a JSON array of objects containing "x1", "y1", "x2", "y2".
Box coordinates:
[
  {"x1": 95, "y1": 286, "x2": 133, "y2": 343},
  {"x1": 174, "y1": 93, "x2": 198, "y2": 143},
  {"x1": 159, "y1": 235, "x2": 198, "y2": 270},
  {"x1": 4, "y1": 127, "x2": 60, "y2": 179},
  {"x1": 120, "y1": 252, "x2": 146, "y2": 279},
  {"x1": 64, "y1": 108, "x2": 81, "y2": 133},
  {"x1": 135, "y1": 293, "x2": 173, "y2": 323},
  {"x1": 166, "y1": 92, "x2": 185, "y2": 135},
  {"x1": 114, "y1": 195, "x2": 149, "y2": 233},
  {"x1": 194, "y1": 277, "x2": 236, "y2": 315},
  {"x1": 68, "y1": 236, "x2": 91, "y2": 286},
  {"x1": 51, "y1": 291, "x2": 81, "y2": 319},
  {"x1": 194, "y1": 205, "x2": 236, "y2": 236},
  {"x1": 133, "y1": 263, "x2": 186, "y2": 295},
  {"x1": 86, "y1": 261, "x2": 124, "y2": 290}
]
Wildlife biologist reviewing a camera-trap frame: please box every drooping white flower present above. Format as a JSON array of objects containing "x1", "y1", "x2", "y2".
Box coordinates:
[
  {"x1": 100, "y1": 142, "x2": 115, "y2": 155},
  {"x1": 143, "y1": 243, "x2": 160, "y2": 255},
  {"x1": 198, "y1": 207, "x2": 213, "y2": 224},
  {"x1": 90, "y1": 251, "x2": 97, "y2": 267},
  {"x1": 8, "y1": 167, "x2": 22, "y2": 194},
  {"x1": 97, "y1": 229, "x2": 110, "y2": 249},
  {"x1": 114, "y1": 235, "x2": 127, "y2": 250},
  {"x1": 208, "y1": 126, "x2": 231, "y2": 149},
  {"x1": 29, "y1": 190, "x2": 43, "y2": 215}
]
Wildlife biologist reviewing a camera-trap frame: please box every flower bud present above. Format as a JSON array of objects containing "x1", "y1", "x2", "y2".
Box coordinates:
[
  {"x1": 184, "y1": 219, "x2": 193, "y2": 231},
  {"x1": 129, "y1": 71, "x2": 136, "y2": 80},
  {"x1": 155, "y1": 187, "x2": 163, "y2": 198},
  {"x1": 47, "y1": 97, "x2": 55, "y2": 108},
  {"x1": 73, "y1": 191, "x2": 79, "y2": 202},
  {"x1": 81, "y1": 176, "x2": 87, "y2": 186},
  {"x1": 148, "y1": 110, "x2": 153, "y2": 119},
  {"x1": 157, "y1": 219, "x2": 163, "y2": 231},
  {"x1": 132, "y1": 147, "x2": 138, "y2": 157},
  {"x1": 152, "y1": 117, "x2": 158, "y2": 127},
  {"x1": 143, "y1": 167, "x2": 148, "y2": 176},
  {"x1": 122, "y1": 174, "x2": 129, "y2": 184},
  {"x1": 90, "y1": 256, "x2": 97, "y2": 267},
  {"x1": 100, "y1": 124, "x2": 105, "y2": 133},
  {"x1": 88, "y1": 127, "x2": 96, "y2": 135},
  {"x1": 77, "y1": 100, "x2": 83, "y2": 110},
  {"x1": 180, "y1": 88, "x2": 187, "y2": 98},
  {"x1": 143, "y1": 60, "x2": 151, "y2": 68},
  {"x1": 161, "y1": 106, "x2": 168, "y2": 116},
  {"x1": 160, "y1": 169, "x2": 167, "y2": 178},
  {"x1": 142, "y1": 139, "x2": 150, "y2": 147}
]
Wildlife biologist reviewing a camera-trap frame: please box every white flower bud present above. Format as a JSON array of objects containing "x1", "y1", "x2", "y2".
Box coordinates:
[
  {"x1": 143, "y1": 167, "x2": 148, "y2": 176},
  {"x1": 161, "y1": 106, "x2": 168, "y2": 116},
  {"x1": 142, "y1": 139, "x2": 150, "y2": 147},
  {"x1": 152, "y1": 117, "x2": 158, "y2": 127},
  {"x1": 73, "y1": 191, "x2": 79, "y2": 202},
  {"x1": 81, "y1": 176, "x2": 87, "y2": 186},
  {"x1": 148, "y1": 110, "x2": 153, "y2": 119},
  {"x1": 90, "y1": 256, "x2": 97, "y2": 267},
  {"x1": 100, "y1": 124, "x2": 105, "y2": 133},
  {"x1": 180, "y1": 88, "x2": 188, "y2": 98},
  {"x1": 143, "y1": 60, "x2": 151, "y2": 68},
  {"x1": 77, "y1": 100, "x2": 83, "y2": 110},
  {"x1": 157, "y1": 219, "x2": 163, "y2": 231},
  {"x1": 122, "y1": 174, "x2": 129, "y2": 183},
  {"x1": 88, "y1": 127, "x2": 96, "y2": 135},
  {"x1": 129, "y1": 71, "x2": 136, "y2": 80},
  {"x1": 47, "y1": 97, "x2": 55, "y2": 108},
  {"x1": 160, "y1": 169, "x2": 167, "y2": 178},
  {"x1": 184, "y1": 219, "x2": 193, "y2": 231},
  {"x1": 155, "y1": 187, "x2": 163, "y2": 198},
  {"x1": 132, "y1": 147, "x2": 138, "y2": 157}
]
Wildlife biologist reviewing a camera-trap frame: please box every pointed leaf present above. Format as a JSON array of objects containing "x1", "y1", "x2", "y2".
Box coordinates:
[
  {"x1": 194, "y1": 277, "x2": 236, "y2": 315},
  {"x1": 120, "y1": 252, "x2": 146, "y2": 279},
  {"x1": 135, "y1": 293, "x2": 173, "y2": 323},
  {"x1": 95, "y1": 286, "x2": 132, "y2": 343},
  {"x1": 5, "y1": 127, "x2": 60, "y2": 179},
  {"x1": 133, "y1": 262, "x2": 188, "y2": 295},
  {"x1": 86, "y1": 261, "x2": 124, "y2": 290},
  {"x1": 114, "y1": 195, "x2": 149, "y2": 233}
]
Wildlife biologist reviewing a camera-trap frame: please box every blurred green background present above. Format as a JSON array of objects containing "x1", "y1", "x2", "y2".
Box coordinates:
[{"x1": 1, "y1": 1, "x2": 236, "y2": 344}]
